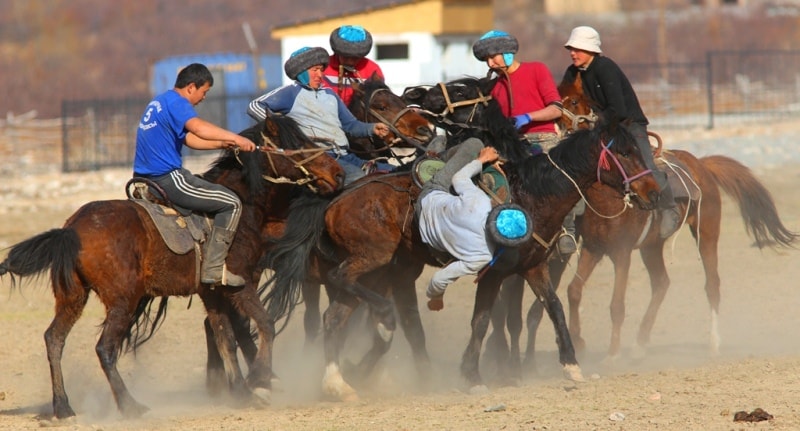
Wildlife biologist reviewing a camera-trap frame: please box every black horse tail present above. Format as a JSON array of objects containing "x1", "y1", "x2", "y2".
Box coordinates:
[
  {"x1": 261, "y1": 191, "x2": 330, "y2": 333},
  {"x1": 0, "y1": 228, "x2": 81, "y2": 293},
  {"x1": 700, "y1": 155, "x2": 797, "y2": 248}
]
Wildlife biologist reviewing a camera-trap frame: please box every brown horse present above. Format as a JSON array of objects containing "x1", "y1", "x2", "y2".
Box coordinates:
[
  {"x1": 347, "y1": 73, "x2": 434, "y2": 163},
  {"x1": 262, "y1": 76, "x2": 661, "y2": 400},
  {"x1": 487, "y1": 76, "x2": 798, "y2": 379},
  {"x1": 0, "y1": 113, "x2": 344, "y2": 419},
  {"x1": 295, "y1": 74, "x2": 434, "y2": 346}
]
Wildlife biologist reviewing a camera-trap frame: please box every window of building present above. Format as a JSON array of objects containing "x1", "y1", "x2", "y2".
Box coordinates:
[{"x1": 376, "y1": 43, "x2": 409, "y2": 60}]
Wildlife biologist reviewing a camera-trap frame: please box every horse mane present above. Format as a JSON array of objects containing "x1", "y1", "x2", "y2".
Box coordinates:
[
  {"x1": 354, "y1": 73, "x2": 389, "y2": 97},
  {"x1": 509, "y1": 118, "x2": 635, "y2": 197},
  {"x1": 440, "y1": 76, "x2": 529, "y2": 162},
  {"x1": 202, "y1": 115, "x2": 313, "y2": 202}
]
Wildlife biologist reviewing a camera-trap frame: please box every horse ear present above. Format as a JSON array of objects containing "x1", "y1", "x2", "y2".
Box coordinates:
[
  {"x1": 370, "y1": 70, "x2": 382, "y2": 82},
  {"x1": 402, "y1": 86, "x2": 428, "y2": 105},
  {"x1": 263, "y1": 112, "x2": 279, "y2": 137},
  {"x1": 480, "y1": 77, "x2": 498, "y2": 94}
]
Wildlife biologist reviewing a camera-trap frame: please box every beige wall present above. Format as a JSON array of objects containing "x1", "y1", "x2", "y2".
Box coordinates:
[
  {"x1": 272, "y1": 0, "x2": 492, "y2": 39},
  {"x1": 544, "y1": 0, "x2": 620, "y2": 15}
]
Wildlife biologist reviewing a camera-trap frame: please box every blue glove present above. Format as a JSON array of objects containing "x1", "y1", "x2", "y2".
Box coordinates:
[{"x1": 513, "y1": 113, "x2": 532, "y2": 130}]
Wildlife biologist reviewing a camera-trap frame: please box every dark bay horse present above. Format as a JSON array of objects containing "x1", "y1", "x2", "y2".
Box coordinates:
[
  {"x1": 263, "y1": 76, "x2": 661, "y2": 400},
  {"x1": 488, "y1": 76, "x2": 798, "y2": 377},
  {"x1": 201, "y1": 76, "x2": 435, "y2": 396},
  {"x1": 347, "y1": 73, "x2": 434, "y2": 163},
  {"x1": 0, "y1": 113, "x2": 344, "y2": 419},
  {"x1": 296, "y1": 74, "x2": 434, "y2": 346}
]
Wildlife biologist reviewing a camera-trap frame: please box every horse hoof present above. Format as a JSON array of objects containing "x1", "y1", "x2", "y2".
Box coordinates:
[
  {"x1": 38, "y1": 415, "x2": 77, "y2": 427},
  {"x1": 469, "y1": 384, "x2": 490, "y2": 395},
  {"x1": 376, "y1": 322, "x2": 394, "y2": 343},
  {"x1": 251, "y1": 387, "x2": 271, "y2": 406},
  {"x1": 630, "y1": 344, "x2": 648, "y2": 360},
  {"x1": 120, "y1": 400, "x2": 150, "y2": 419},
  {"x1": 323, "y1": 363, "x2": 359, "y2": 402},
  {"x1": 562, "y1": 364, "x2": 585, "y2": 382}
]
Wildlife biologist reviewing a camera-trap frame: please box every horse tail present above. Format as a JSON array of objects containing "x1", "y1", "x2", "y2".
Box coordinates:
[
  {"x1": 0, "y1": 228, "x2": 81, "y2": 293},
  {"x1": 700, "y1": 155, "x2": 797, "y2": 248},
  {"x1": 124, "y1": 296, "x2": 170, "y2": 355},
  {"x1": 262, "y1": 192, "x2": 330, "y2": 333}
]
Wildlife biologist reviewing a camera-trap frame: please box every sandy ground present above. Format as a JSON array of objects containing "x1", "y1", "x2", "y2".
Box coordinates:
[{"x1": 1, "y1": 125, "x2": 800, "y2": 430}]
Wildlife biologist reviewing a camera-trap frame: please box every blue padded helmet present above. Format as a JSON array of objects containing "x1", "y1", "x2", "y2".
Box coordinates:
[
  {"x1": 486, "y1": 203, "x2": 532, "y2": 248},
  {"x1": 330, "y1": 25, "x2": 373, "y2": 57}
]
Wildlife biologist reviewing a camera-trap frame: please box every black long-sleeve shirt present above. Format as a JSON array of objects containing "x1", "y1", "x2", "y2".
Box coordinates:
[{"x1": 562, "y1": 56, "x2": 648, "y2": 126}]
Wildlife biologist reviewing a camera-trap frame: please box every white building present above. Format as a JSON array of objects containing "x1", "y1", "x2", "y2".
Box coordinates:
[{"x1": 270, "y1": 0, "x2": 494, "y2": 96}]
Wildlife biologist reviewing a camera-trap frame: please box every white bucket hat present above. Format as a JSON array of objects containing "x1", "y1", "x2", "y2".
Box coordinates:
[{"x1": 564, "y1": 26, "x2": 602, "y2": 53}]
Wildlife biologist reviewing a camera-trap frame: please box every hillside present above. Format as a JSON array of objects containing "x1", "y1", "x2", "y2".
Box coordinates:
[{"x1": 0, "y1": 0, "x2": 798, "y2": 119}]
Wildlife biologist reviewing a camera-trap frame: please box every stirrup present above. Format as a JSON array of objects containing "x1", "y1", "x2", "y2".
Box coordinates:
[{"x1": 557, "y1": 231, "x2": 578, "y2": 255}]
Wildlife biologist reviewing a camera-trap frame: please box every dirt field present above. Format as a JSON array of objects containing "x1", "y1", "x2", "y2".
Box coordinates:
[{"x1": 1, "y1": 126, "x2": 799, "y2": 430}]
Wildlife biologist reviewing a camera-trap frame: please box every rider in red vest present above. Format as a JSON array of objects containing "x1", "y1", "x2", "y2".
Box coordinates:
[{"x1": 323, "y1": 25, "x2": 384, "y2": 107}]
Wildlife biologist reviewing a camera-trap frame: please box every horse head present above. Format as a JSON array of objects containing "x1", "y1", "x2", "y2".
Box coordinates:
[
  {"x1": 348, "y1": 73, "x2": 434, "y2": 156},
  {"x1": 557, "y1": 73, "x2": 599, "y2": 134},
  {"x1": 405, "y1": 77, "x2": 528, "y2": 162},
  {"x1": 550, "y1": 117, "x2": 660, "y2": 210},
  {"x1": 232, "y1": 113, "x2": 345, "y2": 196}
]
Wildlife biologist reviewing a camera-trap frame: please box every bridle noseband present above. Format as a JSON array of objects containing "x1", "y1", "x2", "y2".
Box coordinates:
[
  {"x1": 597, "y1": 138, "x2": 652, "y2": 195},
  {"x1": 258, "y1": 131, "x2": 333, "y2": 191}
]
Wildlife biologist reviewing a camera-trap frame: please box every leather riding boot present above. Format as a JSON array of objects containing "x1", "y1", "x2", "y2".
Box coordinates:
[
  {"x1": 659, "y1": 207, "x2": 681, "y2": 239},
  {"x1": 201, "y1": 227, "x2": 246, "y2": 286},
  {"x1": 657, "y1": 183, "x2": 681, "y2": 239},
  {"x1": 557, "y1": 204, "x2": 579, "y2": 255}
]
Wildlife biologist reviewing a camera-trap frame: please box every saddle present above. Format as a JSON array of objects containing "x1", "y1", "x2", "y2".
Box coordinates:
[{"x1": 126, "y1": 178, "x2": 211, "y2": 255}]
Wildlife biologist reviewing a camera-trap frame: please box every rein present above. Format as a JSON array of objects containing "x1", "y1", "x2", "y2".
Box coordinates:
[
  {"x1": 258, "y1": 132, "x2": 333, "y2": 191},
  {"x1": 544, "y1": 138, "x2": 655, "y2": 220}
]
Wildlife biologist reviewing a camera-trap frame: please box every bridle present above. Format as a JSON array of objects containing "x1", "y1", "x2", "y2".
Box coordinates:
[
  {"x1": 559, "y1": 95, "x2": 599, "y2": 133},
  {"x1": 258, "y1": 132, "x2": 334, "y2": 191},
  {"x1": 414, "y1": 82, "x2": 493, "y2": 132},
  {"x1": 353, "y1": 87, "x2": 428, "y2": 153},
  {"x1": 545, "y1": 137, "x2": 653, "y2": 220}
]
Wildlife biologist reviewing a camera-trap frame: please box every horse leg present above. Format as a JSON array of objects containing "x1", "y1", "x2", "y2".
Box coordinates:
[
  {"x1": 460, "y1": 271, "x2": 504, "y2": 393},
  {"x1": 492, "y1": 275, "x2": 524, "y2": 386},
  {"x1": 321, "y1": 294, "x2": 360, "y2": 401},
  {"x1": 523, "y1": 255, "x2": 570, "y2": 374},
  {"x1": 225, "y1": 284, "x2": 275, "y2": 403},
  {"x1": 390, "y1": 266, "x2": 432, "y2": 379},
  {"x1": 605, "y1": 251, "x2": 633, "y2": 362},
  {"x1": 526, "y1": 266, "x2": 584, "y2": 382},
  {"x1": 44, "y1": 276, "x2": 89, "y2": 419},
  {"x1": 566, "y1": 248, "x2": 604, "y2": 355},
  {"x1": 484, "y1": 279, "x2": 509, "y2": 375},
  {"x1": 200, "y1": 290, "x2": 250, "y2": 400},
  {"x1": 634, "y1": 245, "x2": 670, "y2": 359},
  {"x1": 691, "y1": 214, "x2": 722, "y2": 355},
  {"x1": 95, "y1": 299, "x2": 150, "y2": 418},
  {"x1": 302, "y1": 281, "x2": 323, "y2": 346}
]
